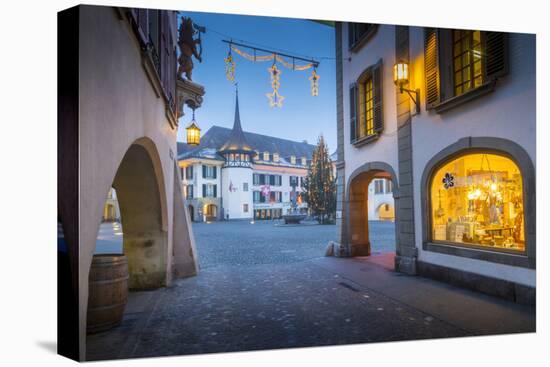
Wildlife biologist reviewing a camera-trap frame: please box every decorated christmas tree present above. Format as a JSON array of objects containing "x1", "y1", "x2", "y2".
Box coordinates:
[{"x1": 303, "y1": 135, "x2": 336, "y2": 224}]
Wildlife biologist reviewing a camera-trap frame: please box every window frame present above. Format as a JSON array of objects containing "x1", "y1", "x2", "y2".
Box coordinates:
[
  {"x1": 348, "y1": 23, "x2": 379, "y2": 52},
  {"x1": 425, "y1": 28, "x2": 509, "y2": 113},
  {"x1": 421, "y1": 139, "x2": 535, "y2": 269},
  {"x1": 350, "y1": 59, "x2": 383, "y2": 147}
]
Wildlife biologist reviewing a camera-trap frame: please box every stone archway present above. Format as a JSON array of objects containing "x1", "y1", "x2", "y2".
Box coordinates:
[
  {"x1": 110, "y1": 142, "x2": 168, "y2": 289},
  {"x1": 376, "y1": 202, "x2": 395, "y2": 221},
  {"x1": 345, "y1": 162, "x2": 399, "y2": 257}
]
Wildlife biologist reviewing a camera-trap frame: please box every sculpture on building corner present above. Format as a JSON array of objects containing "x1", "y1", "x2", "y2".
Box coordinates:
[{"x1": 177, "y1": 17, "x2": 204, "y2": 81}]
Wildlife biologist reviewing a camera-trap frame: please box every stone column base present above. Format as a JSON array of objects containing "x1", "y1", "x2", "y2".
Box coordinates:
[
  {"x1": 350, "y1": 242, "x2": 371, "y2": 257},
  {"x1": 395, "y1": 255, "x2": 417, "y2": 275}
]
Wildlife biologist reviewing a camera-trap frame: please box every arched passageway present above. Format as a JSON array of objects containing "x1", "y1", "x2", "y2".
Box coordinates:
[
  {"x1": 346, "y1": 162, "x2": 399, "y2": 258},
  {"x1": 86, "y1": 140, "x2": 171, "y2": 356},
  {"x1": 377, "y1": 203, "x2": 395, "y2": 221},
  {"x1": 204, "y1": 204, "x2": 218, "y2": 222}
]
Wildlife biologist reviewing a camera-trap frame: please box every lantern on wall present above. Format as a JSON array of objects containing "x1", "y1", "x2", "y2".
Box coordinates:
[
  {"x1": 393, "y1": 60, "x2": 420, "y2": 114},
  {"x1": 186, "y1": 108, "x2": 201, "y2": 146}
]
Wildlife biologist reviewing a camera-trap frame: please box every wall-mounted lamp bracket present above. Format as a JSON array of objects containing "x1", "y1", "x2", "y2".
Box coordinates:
[{"x1": 400, "y1": 86, "x2": 420, "y2": 115}]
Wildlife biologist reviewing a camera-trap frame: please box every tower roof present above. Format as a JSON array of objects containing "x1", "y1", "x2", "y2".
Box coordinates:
[{"x1": 219, "y1": 90, "x2": 254, "y2": 154}]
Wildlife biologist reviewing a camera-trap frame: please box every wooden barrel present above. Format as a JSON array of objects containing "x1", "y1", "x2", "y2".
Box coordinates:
[{"x1": 86, "y1": 254, "x2": 128, "y2": 334}]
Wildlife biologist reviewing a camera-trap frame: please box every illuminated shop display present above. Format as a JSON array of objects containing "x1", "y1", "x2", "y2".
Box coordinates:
[{"x1": 430, "y1": 153, "x2": 525, "y2": 252}]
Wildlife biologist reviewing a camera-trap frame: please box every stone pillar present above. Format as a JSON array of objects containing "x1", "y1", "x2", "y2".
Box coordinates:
[
  {"x1": 394, "y1": 26, "x2": 418, "y2": 274},
  {"x1": 334, "y1": 22, "x2": 351, "y2": 256}
]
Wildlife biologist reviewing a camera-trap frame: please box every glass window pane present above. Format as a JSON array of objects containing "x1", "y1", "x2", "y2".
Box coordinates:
[{"x1": 430, "y1": 153, "x2": 525, "y2": 252}]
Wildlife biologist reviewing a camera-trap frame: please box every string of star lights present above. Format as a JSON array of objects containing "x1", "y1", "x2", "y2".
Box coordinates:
[{"x1": 222, "y1": 40, "x2": 321, "y2": 108}]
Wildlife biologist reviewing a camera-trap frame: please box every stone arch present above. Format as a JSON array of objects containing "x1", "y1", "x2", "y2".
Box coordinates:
[
  {"x1": 420, "y1": 137, "x2": 536, "y2": 268},
  {"x1": 110, "y1": 139, "x2": 169, "y2": 289},
  {"x1": 376, "y1": 202, "x2": 395, "y2": 221},
  {"x1": 345, "y1": 161, "x2": 399, "y2": 256}
]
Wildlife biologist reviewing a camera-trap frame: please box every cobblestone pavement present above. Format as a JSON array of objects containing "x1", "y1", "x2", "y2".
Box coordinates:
[
  {"x1": 192, "y1": 220, "x2": 395, "y2": 268},
  {"x1": 87, "y1": 220, "x2": 534, "y2": 361},
  {"x1": 87, "y1": 261, "x2": 469, "y2": 360}
]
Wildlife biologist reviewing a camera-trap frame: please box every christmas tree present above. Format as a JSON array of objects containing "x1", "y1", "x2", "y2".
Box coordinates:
[{"x1": 303, "y1": 135, "x2": 336, "y2": 224}]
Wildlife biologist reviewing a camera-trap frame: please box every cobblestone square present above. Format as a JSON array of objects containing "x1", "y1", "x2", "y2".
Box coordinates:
[{"x1": 88, "y1": 220, "x2": 534, "y2": 361}]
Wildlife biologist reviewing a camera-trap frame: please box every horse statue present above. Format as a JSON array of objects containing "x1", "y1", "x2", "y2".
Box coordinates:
[{"x1": 177, "y1": 17, "x2": 203, "y2": 81}]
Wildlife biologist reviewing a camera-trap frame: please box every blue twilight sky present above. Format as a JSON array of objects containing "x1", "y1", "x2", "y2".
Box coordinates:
[{"x1": 175, "y1": 11, "x2": 337, "y2": 153}]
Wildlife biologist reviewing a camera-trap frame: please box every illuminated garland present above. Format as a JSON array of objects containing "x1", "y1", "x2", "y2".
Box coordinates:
[
  {"x1": 225, "y1": 42, "x2": 321, "y2": 107},
  {"x1": 309, "y1": 69, "x2": 320, "y2": 96},
  {"x1": 266, "y1": 64, "x2": 284, "y2": 108},
  {"x1": 224, "y1": 51, "x2": 236, "y2": 82}
]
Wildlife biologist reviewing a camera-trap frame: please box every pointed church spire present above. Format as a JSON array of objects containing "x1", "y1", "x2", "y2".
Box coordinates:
[{"x1": 219, "y1": 86, "x2": 253, "y2": 154}]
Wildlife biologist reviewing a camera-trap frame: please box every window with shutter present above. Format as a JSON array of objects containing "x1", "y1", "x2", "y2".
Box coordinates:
[
  {"x1": 202, "y1": 165, "x2": 206, "y2": 178},
  {"x1": 351, "y1": 60, "x2": 383, "y2": 145},
  {"x1": 348, "y1": 23, "x2": 379, "y2": 52},
  {"x1": 213, "y1": 185, "x2": 217, "y2": 198},
  {"x1": 202, "y1": 184, "x2": 206, "y2": 197},
  {"x1": 424, "y1": 28, "x2": 441, "y2": 109},
  {"x1": 424, "y1": 28, "x2": 508, "y2": 112},
  {"x1": 349, "y1": 83, "x2": 357, "y2": 143},
  {"x1": 213, "y1": 166, "x2": 217, "y2": 179}
]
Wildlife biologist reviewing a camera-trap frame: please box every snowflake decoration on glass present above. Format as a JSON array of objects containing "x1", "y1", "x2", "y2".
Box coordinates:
[
  {"x1": 309, "y1": 69, "x2": 320, "y2": 96},
  {"x1": 224, "y1": 52, "x2": 236, "y2": 82},
  {"x1": 266, "y1": 64, "x2": 284, "y2": 107},
  {"x1": 442, "y1": 173, "x2": 455, "y2": 189}
]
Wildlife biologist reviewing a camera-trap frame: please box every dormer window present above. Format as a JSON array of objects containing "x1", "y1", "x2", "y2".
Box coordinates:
[
  {"x1": 301, "y1": 157, "x2": 307, "y2": 165},
  {"x1": 290, "y1": 155, "x2": 296, "y2": 165},
  {"x1": 263, "y1": 151, "x2": 270, "y2": 161},
  {"x1": 273, "y1": 153, "x2": 280, "y2": 162}
]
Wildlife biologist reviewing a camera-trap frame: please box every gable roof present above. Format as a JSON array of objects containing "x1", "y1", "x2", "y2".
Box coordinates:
[{"x1": 178, "y1": 125, "x2": 316, "y2": 161}]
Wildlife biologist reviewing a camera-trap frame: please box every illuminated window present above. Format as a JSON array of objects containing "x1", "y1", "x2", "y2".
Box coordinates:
[
  {"x1": 263, "y1": 152, "x2": 270, "y2": 161},
  {"x1": 452, "y1": 30, "x2": 483, "y2": 96},
  {"x1": 430, "y1": 153, "x2": 524, "y2": 253},
  {"x1": 358, "y1": 76, "x2": 374, "y2": 137}
]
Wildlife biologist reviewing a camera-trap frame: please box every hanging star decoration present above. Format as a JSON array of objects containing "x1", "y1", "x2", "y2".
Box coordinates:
[
  {"x1": 266, "y1": 63, "x2": 284, "y2": 108},
  {"x1": 224, "y1": 50, "x2": 236, "y2": 82},
  {"x1": 309, "y1": 68, "x2": 320, "y2": 96}
]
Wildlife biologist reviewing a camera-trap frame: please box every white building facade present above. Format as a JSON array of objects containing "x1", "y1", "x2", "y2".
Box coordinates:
[
  {"x1": 334, "y1": 23, "x2": 535, "y2": 304},
  {"x1": 178, "y1": 92, "x2": 312, "y2": 222}
]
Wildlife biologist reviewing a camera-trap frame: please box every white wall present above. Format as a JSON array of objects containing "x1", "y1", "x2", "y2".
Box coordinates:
[
  {"x1": 221, "y1": 167, "x2": 253, "y2": 219},
  {"x1": 251, "y1": 167, "x2": 308, "y2": 214},
  {"x1": 408, "y1": 27, "x2": 536, "y2": 286},
  {"x1": 367, "y1": 179, "x2": 394, "y2": 220},
  {"x1": 342, "y1": 24, "x2": 399, "y2": 184}
]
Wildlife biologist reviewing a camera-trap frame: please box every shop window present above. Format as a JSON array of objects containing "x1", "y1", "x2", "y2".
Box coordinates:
[{"x1": 430, "y1": 153, "x2": 524, "y2": 253}]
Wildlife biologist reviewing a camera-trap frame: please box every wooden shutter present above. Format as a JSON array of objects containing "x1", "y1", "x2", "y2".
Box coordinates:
[
  {"x1": 137, "y1": 9, "x2": 148, "y2": 44},
  {"x1": 349, "y1": 83, "x2": 358, "y2": 143},
  {"x1": 213, "y1": 185, "x2": 217, "y2": 198},
  {"x1": 202, "y1": 184, "x2": 206, "y2": 197},
  {"x1": 372, "y1": 60, "x2": 383, "y2": 133},
  {"x1": 213, "y1": 166, "x2": 217, "y2": 179},
  {"x1": 202, "y1": 165, "x2": 206, "y2": 178},
  {"x1": 485, "y1": 32, "x2": 509, "y2": 80},
  {"x1": 424, "y1": 28, "x2": 441, "y2": 109}
]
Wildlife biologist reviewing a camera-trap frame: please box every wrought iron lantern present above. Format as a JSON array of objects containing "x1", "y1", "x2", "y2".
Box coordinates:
[
  {"x1": 393, "y1": 60, "x2": 420, "y2": 114},
  {"x1": 186, "y1": 109, "x2": 201, "y2": 146}
]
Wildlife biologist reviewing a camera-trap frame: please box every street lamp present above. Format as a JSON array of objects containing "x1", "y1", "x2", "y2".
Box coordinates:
[
  {"x1": 393, "y1": 61, "x2": 420, "y2": 114},
  {"x1": 185, "y1": 108, "x2": 201, "y2": 145}
]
